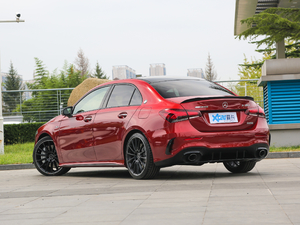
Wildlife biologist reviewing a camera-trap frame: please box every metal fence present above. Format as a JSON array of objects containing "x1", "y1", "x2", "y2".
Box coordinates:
[
  {"x1": 2, "y1": 79, "x2": 263, "y2": 123},
  {"x1": 2, "y1": 88, "x2": 74, "y2": 123},
  {"x1": 215, "y1": 79, "x2": 263, "y2": 107}
]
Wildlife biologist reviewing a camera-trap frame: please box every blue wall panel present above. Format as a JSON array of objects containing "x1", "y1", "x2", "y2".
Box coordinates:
[{"x1": 263, "y1": 80, "x2": 300, "y2": 124}]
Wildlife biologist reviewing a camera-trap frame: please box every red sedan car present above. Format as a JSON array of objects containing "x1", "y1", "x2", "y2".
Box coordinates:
[{"x1": 33, "y1": 77, "x2": 270, "y2": 179}]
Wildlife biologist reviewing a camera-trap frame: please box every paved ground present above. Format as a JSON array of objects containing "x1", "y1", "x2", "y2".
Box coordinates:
[{"x1": 0, "y1": 158, "x2": 300, "y2": 225}]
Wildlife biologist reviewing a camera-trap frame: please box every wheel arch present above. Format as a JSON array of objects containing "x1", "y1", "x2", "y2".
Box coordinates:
[
  {"x1": 33, "y1": 135, "x2": 70, "y2": 176},
  {"x1": 35, "y1": 132, "x2": 63, "y2": 163},
  {"x1": 37, "y1": 132, "x2": 51, "y2": 142}
]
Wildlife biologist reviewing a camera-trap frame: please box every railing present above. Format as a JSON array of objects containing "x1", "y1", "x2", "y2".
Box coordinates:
[
  {"x1": 215, "y1": 79, "x2": 263, "y2": 108},
  {"x1": 2, "y1": 88, "x2": 74, "y2": 123},
  {"x1": 2, "y1": 79, "x2": 263, "y2": 123}
]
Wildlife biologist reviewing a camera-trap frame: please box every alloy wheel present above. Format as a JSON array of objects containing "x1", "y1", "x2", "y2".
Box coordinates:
[
  {"x1": 126, "y1": 136, "x2": 147, "y2": 176},
  {"x1": 33, "y1": 136, "x2": 70, "y2": 176},
  {"x1": 125, "y1": 133, "x2": 160, "y2": 179}
]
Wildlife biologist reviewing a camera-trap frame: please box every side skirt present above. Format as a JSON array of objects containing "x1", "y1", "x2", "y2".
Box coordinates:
[{"x1": 60, "y1": 162, "x2": 125, "y2": 168}]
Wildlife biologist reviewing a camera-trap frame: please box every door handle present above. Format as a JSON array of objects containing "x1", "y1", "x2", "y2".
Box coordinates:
[
  {"x1": 84, "y1": 116, "x2": 92, "y2": 122},
  {"x1": 118, "y1": 112, "x2": 127, "y2": 119}
]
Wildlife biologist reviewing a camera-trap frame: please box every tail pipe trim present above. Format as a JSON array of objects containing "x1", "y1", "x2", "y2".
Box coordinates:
[{"x1": 256, "y1": 147, "x2": 268, "y2": 158}]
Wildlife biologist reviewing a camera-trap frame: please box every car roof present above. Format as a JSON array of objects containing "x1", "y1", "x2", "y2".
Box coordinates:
[{"x1": 137, "y1": 76, "x2": 205, "y2": 84}]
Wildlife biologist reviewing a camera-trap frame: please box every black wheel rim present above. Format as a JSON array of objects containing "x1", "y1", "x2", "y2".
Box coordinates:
[
  {"x1": 227, "y1": 161, "x2": 241, "y2": 168},
  {"x1": 35, "y1": 140, "x2": 62, "y2": 174},
  {"x1": 126, "y1": 137, "x2": 147, "y2": 176}
]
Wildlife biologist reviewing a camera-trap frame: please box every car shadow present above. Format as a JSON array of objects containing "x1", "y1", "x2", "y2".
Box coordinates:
[{"x1": 64, "y1": 167, "x2": 259, "y2": 180}]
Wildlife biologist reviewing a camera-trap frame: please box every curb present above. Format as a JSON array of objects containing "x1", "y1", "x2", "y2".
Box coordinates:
[
  {"x1": 266, "y1": 151, "x2": 300, "y2": 159},
  {"x1": 0, "y1": 163, "x2": 35, "y2": 171},
  {"x1": 0, "y1": 152, "x2": 300, "y2": 171}
]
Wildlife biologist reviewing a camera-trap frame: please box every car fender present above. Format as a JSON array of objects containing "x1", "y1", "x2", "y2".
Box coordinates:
[{"x1": 35, "y1": 120, "x2": 63, "y2": 163}]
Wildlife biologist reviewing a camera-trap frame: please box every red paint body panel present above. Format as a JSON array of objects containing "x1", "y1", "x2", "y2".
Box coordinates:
[
  {"x1": 180, "y1": 98, "x2": 258, "y2": 132},
  {"x1": 92, "y1": 106, "x2": 140, "y2": 161},
  {"x1": 35, "y1": 78, "x2": 270, "y2": 169},
  {"x1": 58, "y1": 110, "x2": 97, "y2": 163}
]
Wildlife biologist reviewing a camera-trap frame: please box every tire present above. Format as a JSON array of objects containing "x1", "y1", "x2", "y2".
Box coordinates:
[
  {"x1": 33, "y1": 136, "x2": 70, "y2": 176},
  {"x1": 125, "y1": 133, "x2": 160, "y2": 179},
  {"x1": 223, "y1": 161, "x2": 256, "y2": 173}
]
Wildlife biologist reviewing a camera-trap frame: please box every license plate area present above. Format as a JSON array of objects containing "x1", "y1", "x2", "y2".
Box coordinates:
[{"x1": 208, "y1": 112, "x2": 238, "y2": 124}]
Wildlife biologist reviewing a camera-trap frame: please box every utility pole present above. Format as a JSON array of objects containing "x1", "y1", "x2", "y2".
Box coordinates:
[{"x1": 0, "y1": 13, "x2": 25, "y2": 154}]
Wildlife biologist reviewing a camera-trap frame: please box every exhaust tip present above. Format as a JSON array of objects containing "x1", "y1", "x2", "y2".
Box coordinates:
[
  {"x1": 183, "y1": 151, "x2": 201, "y2": 163},
  {"x1": 188, "y1": 154, "x2": 198, "y2": 162},
  {"x1": 257, "y1": 148, "x2": 268, "y2": 158}
]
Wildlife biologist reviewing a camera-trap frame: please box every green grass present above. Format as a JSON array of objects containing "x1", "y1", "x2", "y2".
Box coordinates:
[
  {"x1": 0, "y1": 142, "x2": 34, "y2": 165},
  {"x1": 0, "y1": 142, "x2": 300, "y2": 165},
  {"x1": 270, "y1": 145, "x2": 300, "y2": 152}
]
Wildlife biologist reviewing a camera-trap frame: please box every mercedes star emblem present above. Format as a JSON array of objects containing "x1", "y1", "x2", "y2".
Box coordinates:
[{"x1": 222, "y1": 102, "x2": 228, "y2": 108}]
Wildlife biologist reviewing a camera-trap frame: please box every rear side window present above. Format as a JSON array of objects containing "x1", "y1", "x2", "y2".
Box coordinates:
[
  {"x1": 107, "y1": 84, "x2": 140, "y2": 108},
  {"x1": 150, "y1": 80, "x2": 234, "y2": 98},
  {"x1": 129, "y1": 89, "x2": 142, "y2": 106}
]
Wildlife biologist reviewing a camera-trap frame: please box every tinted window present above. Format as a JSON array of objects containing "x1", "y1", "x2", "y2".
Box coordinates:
[
  {"x1": 150, "y1": 80, "x2": 234, "y2": 98},
  {"x1": 106, "y1": 85, "x2": 135, "y2": 108},
  {"x1": 129, "y1": 89, "x2": 142, "y2": 106},
  {"x1": 73, "y1": 86, "x2": 109, "y2": 114}
]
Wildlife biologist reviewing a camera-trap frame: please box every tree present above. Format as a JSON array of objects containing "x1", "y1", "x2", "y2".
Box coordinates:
[
  {"x1": 2, "y1": 62, "x2": 23, "y2": 112},
  {"x1": 31, "y1": 57, "x2": 49, "y2": 89},
  {"x1": 239, "y1": 40, "x2": 300, "y2": 69},
  {"x1": 17, "y1": 58, "x2": 87, "y2": 122},
  {"x1": 75, "y1": 48, "x2": 89, "y2": 77},
  {"x1": 28, "y1": 58, "x2": 85, "y2": 90},
  {"x1": 237, "y1": 8, "x2": 300, "y2": 69},
  {"x1": 234, "y1": 55, "x2": 272, "y2": 108},
  {"x1": 92, "y1": 62, "x2": 108, "y2": 79},
  {"x1": 65, "y1": 64, "x2": 83, "y2": 87},
  {"x1": 205, "y1": 53, "x2": 217, "y2": 81},
  {"x1": 237, "y1": 8, "x2": 300, "y2": 48}
]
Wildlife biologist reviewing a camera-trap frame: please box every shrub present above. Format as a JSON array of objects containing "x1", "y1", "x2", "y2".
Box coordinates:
[{"x1": 4, "y1": 122, "x2": 45, "y2": 145}]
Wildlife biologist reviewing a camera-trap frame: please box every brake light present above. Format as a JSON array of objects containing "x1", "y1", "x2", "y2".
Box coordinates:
[
  {"x1": 159, "y1": 109, "x2": 200, "y2": 123},
  {"x1": 245, "y1": 107, "x2": 265, "y2": 118}
]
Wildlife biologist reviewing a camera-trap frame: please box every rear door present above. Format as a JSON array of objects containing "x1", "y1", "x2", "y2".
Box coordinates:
[{"x1": 93, "y1": 84, "x2": 142, "y2": 161}]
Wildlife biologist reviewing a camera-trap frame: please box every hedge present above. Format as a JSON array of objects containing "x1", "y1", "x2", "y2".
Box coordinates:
[{"x1": 4, "y1": 122, "x2": 45, "y2": 145}]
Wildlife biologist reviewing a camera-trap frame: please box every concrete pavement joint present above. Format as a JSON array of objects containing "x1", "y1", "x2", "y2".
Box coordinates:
[
  {"x1": 201, "y1": 162, "x2": 217, "y2": 225},
  {"x1": 257, "y1": 166, "x2": 294, "y2": 225}
]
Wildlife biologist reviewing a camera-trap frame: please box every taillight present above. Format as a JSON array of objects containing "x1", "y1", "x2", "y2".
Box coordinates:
[
  {"x1": 245, "y1": 107, "x2": 265, "y2": 118},
  {"x1": 159, "y1": 109, "x2": 200, "y2": 123}
]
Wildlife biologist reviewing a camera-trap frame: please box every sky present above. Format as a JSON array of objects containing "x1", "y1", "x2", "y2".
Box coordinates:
[{"x1": 0, "y1": 0, "x2": 263, "y2": 81}]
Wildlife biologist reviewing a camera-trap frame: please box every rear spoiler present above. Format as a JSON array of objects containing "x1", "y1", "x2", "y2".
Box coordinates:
[{"x1": 181, "y1": 96, "x2": 254, "y2": 104}]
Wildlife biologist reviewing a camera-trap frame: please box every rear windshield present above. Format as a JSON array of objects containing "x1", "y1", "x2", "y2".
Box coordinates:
[{"x1": 150, "y1": 79, "x2": 234, "y2": 98}]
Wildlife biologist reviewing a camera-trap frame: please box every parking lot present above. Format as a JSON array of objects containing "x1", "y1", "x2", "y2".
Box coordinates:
[{"x1": 0, "y1": 158, "x2": 300, "y2": 225}]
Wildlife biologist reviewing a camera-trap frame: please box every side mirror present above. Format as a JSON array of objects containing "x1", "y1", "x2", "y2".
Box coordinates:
[{"x1": 62, "y1": 106, "x2": 73, "y2": 118}]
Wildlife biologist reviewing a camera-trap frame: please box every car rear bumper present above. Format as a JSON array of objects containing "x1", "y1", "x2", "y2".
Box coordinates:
[{"x1": 154, "y1": 143, "x2": 269, "y2": 168}]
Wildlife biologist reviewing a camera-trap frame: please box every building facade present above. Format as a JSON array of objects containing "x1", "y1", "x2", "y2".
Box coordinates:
[
  {"x1": 187, "y1": 68, "x2": 204, "y2": 78},
  {"x1": 149, "y1": 63, "x2": 166, "y2": 76},
  {"x1": 112, "y1": 66, "x2": 136, "y2": 80}
]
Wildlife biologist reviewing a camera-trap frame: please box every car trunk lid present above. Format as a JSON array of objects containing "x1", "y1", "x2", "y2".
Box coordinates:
[{"x1": 177, "y1": 96, "x2": 259, "y2": 132}]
